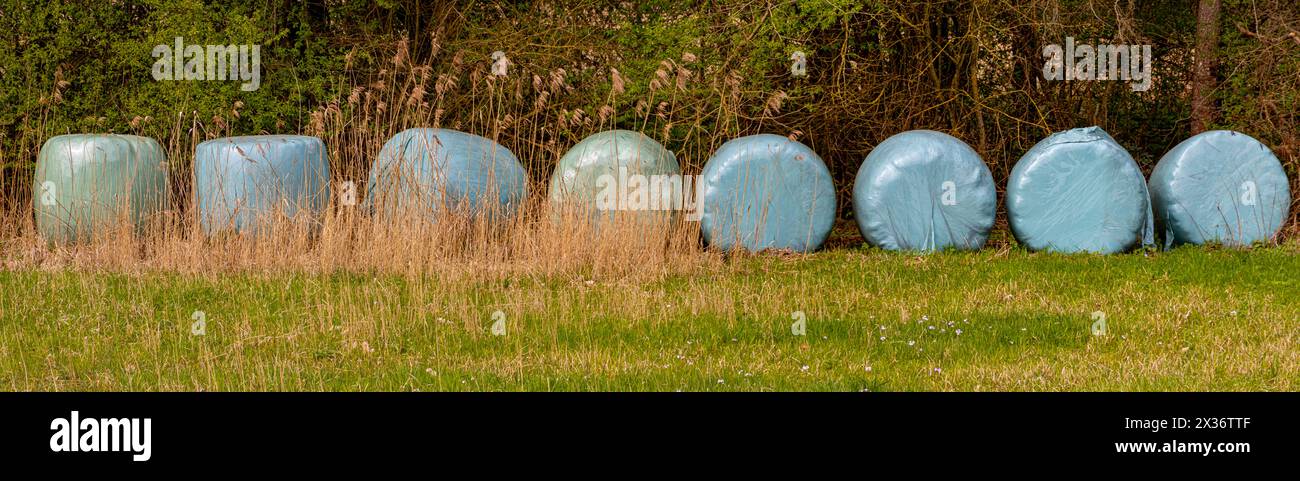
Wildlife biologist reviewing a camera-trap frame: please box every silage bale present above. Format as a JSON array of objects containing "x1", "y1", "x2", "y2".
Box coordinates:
[
  {"x1": 1149, "y1": 130, "x2": 1291, "y2": 247},
  {"x1": 548, "y1": 129, "x2": 681, "y2": 223},
  {"x1": 194, "y1": 135, "x2": 330, "y2": 236},
  {"x1": 699, "y1": 134, "x2": 835, "y2": 253},
  {"x1": 33, "y1": 134, "x2": 170, "y2": 244},
  {"x1": 851, "y1": 130, "x2": 995, "y2": 252},
  {"x1": 1006, "y1": 126, "x2": 1154, "y2": 253},
  {"x1": 365, "y1": 128, "x2": 527, "y2": 222}
]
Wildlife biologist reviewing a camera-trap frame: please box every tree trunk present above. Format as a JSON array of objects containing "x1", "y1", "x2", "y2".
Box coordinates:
[{"x1": 1191, "y1": 0, "x2": 1221, "y2": 133}]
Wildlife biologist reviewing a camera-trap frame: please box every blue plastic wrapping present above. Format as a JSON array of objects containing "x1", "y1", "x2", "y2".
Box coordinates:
[
  {"x1": 1149, "y1": 130, "x2": 1291, "y2": 247},
  {"x1": 851, "y1": 130, "x2": 995, "y2": 251},
  {"x1": 365, "y1": 128, "x2": 527, "y2": 221},
  {"x1": 194, "y1": 135, "x2": 330, "y2": 236},
  {"x1": 699, "y1": 134, "x2": 836, "y2": 252},
  {"x1": 33, "y1": 134, "x2": 169, "y2": 244},
  {"x1": 548, "y1": 129, "x2": 681, "y2": 222},
  {"x1": 1006, "y1": 126, "x2": 1154, "y2": 253}
]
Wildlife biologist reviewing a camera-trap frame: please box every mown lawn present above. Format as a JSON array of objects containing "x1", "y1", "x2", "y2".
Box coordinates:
[{"x1": 1, "y1": 246, "x2": 1295, "y2": 391}]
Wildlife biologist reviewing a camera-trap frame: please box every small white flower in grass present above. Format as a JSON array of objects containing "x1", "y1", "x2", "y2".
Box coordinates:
[
  {"x1": 955, "y1": 329, "x2": 963, "y2": 336},
  {"x1": 717, "y1": 379, "x2": 724, "y2": 384},
  {"x1": 921, "y1": 315, "x2": 929, "y2": 321},
  {"x1": 933, "y1": 367, "x2": 942, "y2": 374},
  {"x1": 1229, "y1": 310, "x2": 1238, "y2": 316},
  {"x1": 907, "y1": 340, "x2": 915, "y2": 346},
  {"x1": 864, "y1": 366, "x2": 872, "y2": 372},
  {"x1": 800, "y1": 365, "x2": 810, "y2": 372},
  {"x1": 928, "y1": 325, "x2": 934, "y2": 330},
  {"x1": 880, "y1": 336, "x2": 886, "y2": 341},
  {"x1": 879, "y1": 325, "x2": 886, "y2": 331}
]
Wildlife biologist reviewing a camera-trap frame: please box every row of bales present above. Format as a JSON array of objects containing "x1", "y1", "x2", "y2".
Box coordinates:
[{"x1": 32, "y1": 126, "x2": 1291, "y2": 253}]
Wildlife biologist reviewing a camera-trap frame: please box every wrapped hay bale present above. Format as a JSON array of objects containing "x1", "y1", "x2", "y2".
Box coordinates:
[
  {"x1": 1149, "y1": 130, "x2": 1291, "y2": 247},
  {"x1": 1007, "y1": 126, "x2": 1153, "y2": 253},
  {"x1": 852, "y1": 130, "x2": 995, "y2": 252},
  {"x1": 194, "y1": 135, "x2": 330, "y2": 236},
  {"x1": 365, "y1": 128, "x2": 527, "y2": 222},
  {"x1": 699, "y1": 134, "x2": 835, "y2": 253},
  {"x1": 548, "y1": 129, "x2": 682, "y2": 224},
  {"x1": 34, "y1": 134, "x2": 169, "y2": 244}
]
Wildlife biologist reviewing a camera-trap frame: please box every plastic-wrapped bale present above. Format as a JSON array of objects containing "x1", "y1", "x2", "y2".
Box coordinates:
[
  {"x1": 194, "y1": 135, "x2": 330, "y2": 236},
  {"x1": 548, "y1": 129, "x2": 681, "y2": 223},
  {"x1": 1006, "y1": 126, "x2": 1154, "y2": 253},
  {"x1": 852, "y1": 130, "x2": 995, "y2": 252},
  {"x1": 1149, "y1": 130, "x2": 1291, "y2": 248},
  {"x1": 33, "y1": 134, "x2": 169, "y2": 244},
  {"x1": 699, "y1": 134, "x2": 836, "y2": 253},
  {"x1": 365, "y1": 128, "x2": 527, "y2": 221}
]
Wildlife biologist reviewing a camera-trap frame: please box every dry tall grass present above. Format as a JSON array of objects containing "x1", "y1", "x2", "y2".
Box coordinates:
[
  {"x1": 0, "y1": 37, "x2": 737, "y2": 281},
  {"x1": 0, "y1": 32, "x2": 747, "y2": 282}
]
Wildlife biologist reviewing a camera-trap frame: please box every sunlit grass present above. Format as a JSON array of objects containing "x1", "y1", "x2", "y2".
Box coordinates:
[{"x1": 1, "y1": 245, "x2": 1294, "y2": 391}]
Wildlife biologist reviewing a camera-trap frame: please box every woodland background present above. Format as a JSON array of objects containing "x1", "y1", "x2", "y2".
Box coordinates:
[{"x1": 2, "y1": 0, "x2": 1297, "y2": 235}]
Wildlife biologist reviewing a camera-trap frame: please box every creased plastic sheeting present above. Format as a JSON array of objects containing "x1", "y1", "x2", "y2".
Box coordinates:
[
  {"x1": 1007, "y1": 126, "x2": 1154, "y2": 253},
  {"x1": 34, "y1": 134, "x2": 169, "y2": 244},
  {"x1": 700, "y1": 134, "x2": 836, "y2": 253},
  {"x1": 195, "y1": 135, "x2": 330, "y2": 236},
  {"x1": 548, "y1": 129, "x2": 681, "y2": 222},
  {"x1": 1149, "y1": 130, "x2": 1291, "y2": 248},
  {"x1": 852, "y1": 130, "x2": 995, "y2": 251},
  {"x1": 365, "y1": 128, "x2": 528, "y2": 221}
]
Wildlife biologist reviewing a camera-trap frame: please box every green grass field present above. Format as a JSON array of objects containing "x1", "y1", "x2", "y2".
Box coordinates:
[{"x1": 1, "y1": 246, "x2": 1295, "y2": 391}]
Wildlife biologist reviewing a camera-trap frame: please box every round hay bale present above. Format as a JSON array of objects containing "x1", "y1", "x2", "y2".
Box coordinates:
[
  {"x1": 1007, "y1": 126, "x2": 1153, "y2": 253},
  {"x1": 852, "y1": 130, "x2": 995, "y2": 251},
  {"x1": 365, "y1": 128, "x2": 527, "y2": 222},
  {"x1": 195, "y1": 135, "x2": 330, "y2": 236},
  {"x1": 700, "y1": 134, "x2": 835, "y2": 253},
  {"x1": 34, "y1": 134, "x2": 169, "y2": 244},
  {"x1": 1149, "y1": 130, "x2": 1291, "y2": 247}
]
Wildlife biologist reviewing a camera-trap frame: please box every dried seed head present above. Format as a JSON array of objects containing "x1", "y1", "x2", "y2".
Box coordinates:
[
  {"x1": 610, "y1": 68, "x2": 625, "y2": 95},
  {"x1": 763, "y1": 91, "x2": 788, "y2": 116}
]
